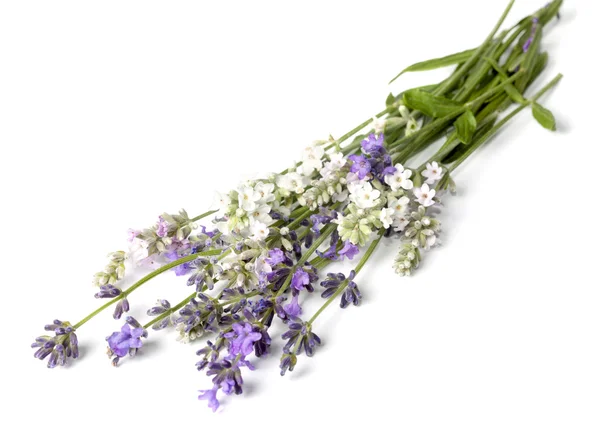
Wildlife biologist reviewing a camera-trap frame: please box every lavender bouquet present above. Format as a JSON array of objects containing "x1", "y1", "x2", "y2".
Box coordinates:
[{"x1": 32, "y1": 0, "x2": 563, "y2": 411}]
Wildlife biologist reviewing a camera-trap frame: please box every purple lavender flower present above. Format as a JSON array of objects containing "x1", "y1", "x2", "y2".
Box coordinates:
[
  {"x1": 341, "y1": 278, "x2": 362, "y2": 308},
  {"x1": 198, "y1": 385, "x2": 220, "y2": 412},
  {"x1": 282, "y1": 317, "x2": 321, "y2": 357},
  {"x1": 224, "y1": 322, "x2": 262, "y2": 357},
  {"x1": 369, "y1": 152, "x2": 393, "y2": 181},
  {"x1": 198, "y1": 225, "x2": 218, "y2": 238},
  {"x1": 187, "y1": 257, "x2": 221, "y2": 291},
  {"x1": 316, "y1": 230, "x2": 340, "y2": 260},
  {"x1": 338, "y1": 241, "x2": 359, "y2": 260},
  {"x1": 310, "y1": 211, "x2": 336, "y2": 234},
  {"x1": 31, "y1": 320, "x2": 79, "y2": 368},
  {"x1": 147, "y1": 299, "x2": 171, "y2": 316},
  {"x1": 523, "y1": 17, "x2": 539, "y2": 52},
  {"x1": 175, "y1": 293, "x2": 220, "y2": 335},
  {"x1": 94, "y1": 284, "x2": 122, "y2": 299},
  {"x1": 268, "y1": 266, "x2": 292, "y2": 292},
  {"x1": 107, "y1": 323, "x2": 144, "y2": 357},
  {"x1": 291, "y1": 268, "x2": 310, "y2": 292},
  {"x1": 320, "y1": 270, "x2": 362, "y2": 308},
  {"x1": 320, "y1": 272, "x2": 346, "y2": 298},
  {"x1": 163, "y1": 250, "x2": 193, "y2": 276},
  {"x1": 156, "y1": 216, "x2": 169, "y2": 238},
  {"x1": 200, "y1": 356, "x2": 255, "y2": 410},
  {"x1": 279, "y1": 353, "x2": 297, "y2": 376},
  {"x1": 265, "y1": 248, "x2": 286, "y2": 266},
  {"x1": 283, "y1": 294, "x2": 302, "y2": 317},
  {"x1": 361, "y1": 133, "x2": 385, "y2": 156},
  {"x1": 112, "y1": 297, "x2": 130, "y2": 320},
  {"x1": 146, "y1": 299, "x2": 173, "y2": 330},
  {"x1": 348, "y1": 154, "x2": 371, "y2": 179},
  {"x1": 196, "y1": 339, "x2": 226, "y2": 371}
]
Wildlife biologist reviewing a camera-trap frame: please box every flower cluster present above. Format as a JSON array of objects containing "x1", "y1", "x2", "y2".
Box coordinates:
[
  {"x1": 197, "y1": 313, "x2": 268, "y2": 411},
  {"x1": 31, "y1": 320, "x2": 79, "y2": 368},
  {"x1": 214, "y1": 180, "x2": 277, "y2": 241},
  {"x1": 93, "y1": 251, "x2": 126, "y2": 287}
]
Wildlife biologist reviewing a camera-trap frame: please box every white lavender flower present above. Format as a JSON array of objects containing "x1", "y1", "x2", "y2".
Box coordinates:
[
  {"x1": 421, "y1": 161, "x2": 444, "y2": 185},
  {"x1": 393, "y1": 243, "x2": 421, "y2": 276},
  {"x1": 404, "y1": 206, "x2": 441, "y2": 250},
  {"x1": 348, "y1": 181, "x2": 381, "y2": 209},
  {"x1": 413, "y1": 183, "x2": 436, "y2": 207},
  {"x1": 384, "y1": 164, "x2": 414, "y2": 191},
  {"x1": 93, "y1": 250, "x2": 126, "y2": 286}
]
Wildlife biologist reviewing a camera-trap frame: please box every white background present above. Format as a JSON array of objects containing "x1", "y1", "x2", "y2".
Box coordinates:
[{"x1": 1, "y1": 0, "x2": 598, "y2": 436}]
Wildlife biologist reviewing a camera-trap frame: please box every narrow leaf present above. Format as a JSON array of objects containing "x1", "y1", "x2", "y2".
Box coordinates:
[
  {"x1": 385, "y1": 92, "x2": 396, "y2": 107},
  {"x1": 531, "y1": 102, "x2": 556, "y2": 131},
  {"x1": 483, "y1": 57, "x2": 527, "y2": 104},
  {"x1": 403, "y1": 89, "x2": 462, "y2": 118},
  {"x1": 389, "y1": 48, "x2": 476, "y2": 84},
  {"x1": 454, "y1": 110, "x2": 477, "y2": 144}
]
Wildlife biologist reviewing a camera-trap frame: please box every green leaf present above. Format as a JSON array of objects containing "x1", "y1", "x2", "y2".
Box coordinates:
[
  {"x1": 403, "y1": 89, "x2": 462, "y2": 118},
  {"x1": 531, "y1": 102, "x2": 556, "y2": 131},
  {"x1": 385, "y1": 92, "x2": 396, "y2": 107},
  {"x1": 483, "y1": 57, "x2": 527, "y2": 104},
  {"x1": 389, "y1": 48, "x2": 476, "y2": 84},
  {"x1": 453, "y1": 110, "x2": 477, "y2": 144}
]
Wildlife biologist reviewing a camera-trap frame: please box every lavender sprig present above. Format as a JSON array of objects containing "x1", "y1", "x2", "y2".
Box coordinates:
[{"x1": 31, "y1": 320, "x2": 78, "y2": 368}]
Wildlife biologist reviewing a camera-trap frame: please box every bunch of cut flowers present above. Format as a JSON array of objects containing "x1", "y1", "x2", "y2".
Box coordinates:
[{"x1": 31, "y1": 0, "x2": 563, "y2": 412}]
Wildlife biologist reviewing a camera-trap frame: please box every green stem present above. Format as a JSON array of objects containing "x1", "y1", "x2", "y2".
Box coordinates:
[
  {"x1": 73, "y1": 249, "x2": 223, "y2": 330},
  {"x1": 308, "y1": 231, "x2": 384, "y2": 324},
  {"x1": 191, "y1": 210, "x2": 218, "y2": 222},
  {"x1": 434, "y1": 0, "x2": 515, "y2": 96},
  {"x1": 275, "y1": 223, "x2": 336, "y2": 297},
  {"x1": 143, "y1": 291, "x2": 197, "y2": 329},
  {"x1": 337, "y1": 108, "x2": 390, "y2": 152},
  {"x1": 448, "y1": 73, "x2": 562, "y2": 172}
]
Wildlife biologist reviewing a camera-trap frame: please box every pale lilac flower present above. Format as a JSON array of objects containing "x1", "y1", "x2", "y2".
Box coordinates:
[
  {"x1": 283, "y1": 294, "x2": 302, "y2": 317},
  {"x1": 384, "y1": 164, "x2": 413, "y2": 191},
  {"x1": 414, "y1": 183, "x2": 436, "y2": 207},
  {"x1": 291, "y1": 269, "x2": 310, "y2": 291},
  {"x1": 156, "y1": 216, "x2": 169, "y2": 238},
  {"x1": 224, "y1": 323, "x2": 262, "y2": 357},
  {"x1": 198, "y1": 385, "x2": 220, "y2": 412},
  {"x1": 266, "y1": 248, "x2": 286, "y2": 266},
  {"x1": 348, "y1": 154, "x2": 371, "y2": 179},
  {"x1": 127, "y1": 228, "x2": 140, "y2": 242},
  {"x1": 128, "y1": 237, "x2": 149, "y2": 266},
  {"x1": 361, "y1": 133, "x2": 384, "y2": 156},
  {"x1": 107, "y1": 324, "x2": 144, "y2": 357},
  {"x1": 338, "y1": 240, "x2": 359, "y2": 260},
  {"x1": 254, "y1": 256, "x2": 273, "y2": 277},
  {"x1": 421, "y1": 162, "x2": 444, "y2": 185}
]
